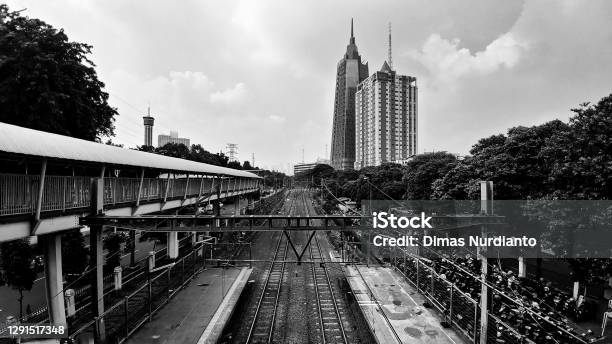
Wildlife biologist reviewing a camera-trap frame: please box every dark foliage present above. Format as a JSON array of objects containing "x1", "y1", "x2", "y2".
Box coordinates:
[{"x1": 0, "y1": 5, "x2": 117, "y2": 141}]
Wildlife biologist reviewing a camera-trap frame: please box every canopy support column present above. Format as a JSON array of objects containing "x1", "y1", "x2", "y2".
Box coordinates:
[{"x1": 43, "y1": 233, "x2": 66, "y2": 326}]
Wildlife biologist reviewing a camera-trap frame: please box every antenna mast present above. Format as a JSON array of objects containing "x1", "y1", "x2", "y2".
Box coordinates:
[{"x1": 388, "y1": 22, "x2": 393, "y2": 70}]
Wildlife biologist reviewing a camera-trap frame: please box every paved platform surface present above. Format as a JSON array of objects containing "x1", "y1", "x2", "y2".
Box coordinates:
[
  {"x1": 197, "y1": 267, "x2": 252, "y2": 344},
  {"x1": 345, "y1": 265, "x2": 466, "y2": 344},
  {"x1": 126, "y1": 267, "x2": 250, "y2": 344}
]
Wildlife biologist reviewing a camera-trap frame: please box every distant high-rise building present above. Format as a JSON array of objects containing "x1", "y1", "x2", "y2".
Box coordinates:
[
  {"x1": 158, "y1": 131, "x2": 190, "y2": 147},
  {"x1": 143, "y1": 114, "x2": 154, "y2": 147},
  {"x1": 330, "y1": 19, "x2": 369, "y2": 171},
  {"x1": 355, "y1": 27, "x2": 417, "y2": 169}
]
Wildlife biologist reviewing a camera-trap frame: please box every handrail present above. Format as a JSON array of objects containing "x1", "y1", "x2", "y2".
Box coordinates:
[{"x1": 0, "y1": 173, "x2": 259, "y2": 217}]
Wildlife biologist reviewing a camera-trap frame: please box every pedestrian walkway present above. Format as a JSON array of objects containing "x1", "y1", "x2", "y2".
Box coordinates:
[
  {"x1": 345, "y1": 265, "x2": 466, "y2": 344},
  {"x1": 126, "y1": 267, "x2": 251, "y2": 344}
]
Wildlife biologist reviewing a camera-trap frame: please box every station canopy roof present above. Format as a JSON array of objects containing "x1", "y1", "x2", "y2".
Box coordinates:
[{"x1": 0, "y1": 122, "x2": 260, "y2": 179}]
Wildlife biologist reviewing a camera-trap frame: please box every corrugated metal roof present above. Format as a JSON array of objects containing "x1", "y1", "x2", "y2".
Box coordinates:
[{"x1": 0, "y1": 122, "x2": 260, "y2": 178}]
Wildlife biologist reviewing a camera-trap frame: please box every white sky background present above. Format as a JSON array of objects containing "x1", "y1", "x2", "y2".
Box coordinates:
[{"x1": 6, "y1": 0, "x2": 612, "y2": 174}]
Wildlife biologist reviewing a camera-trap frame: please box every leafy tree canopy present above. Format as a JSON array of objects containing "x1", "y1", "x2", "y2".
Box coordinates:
[
  {"x1": 0, "y1": 239, "x2": 36, "y2": 318},
  {"x1": 135, "y1": 143, "x2": 288, "y2": 187},
  {"x1": 403, "y1": 152, "x2": 457, "y2": 200},
  {"x1": 0, "y1": 5, "x2": 117, "y2": 141}
]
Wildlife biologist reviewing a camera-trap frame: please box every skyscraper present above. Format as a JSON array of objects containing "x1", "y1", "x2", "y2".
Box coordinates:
[
  {"x1": 355, "y1": 27, "x2": 418, "y2": 169},
  {"x1": 330, "y1": 19, "x2": 369, "y2": 171}
]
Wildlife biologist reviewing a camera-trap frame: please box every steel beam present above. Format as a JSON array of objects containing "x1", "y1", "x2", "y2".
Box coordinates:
[
  {"x1": 135, "y1": 168, "x2": 145, "y2": 207},
  {"x1": 80, "y1": 214, "x2": 503, "y2": 228},
  {"x1": 32, "y1": 159, "x2": 48, "y2": 235},
  {"x1": 183, "y1": 174, "x2": 190, "y2": 200}
]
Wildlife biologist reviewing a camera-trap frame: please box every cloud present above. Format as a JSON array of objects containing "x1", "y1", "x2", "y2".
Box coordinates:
[
  {"x1": 210, "y1": 82, "x2": 247, "y2": 105},
  {"x1": 166, "y1": 71, "x2": 214, "y2": 91},
  {"x1": 411, "y1": 33, "x2": 527, "y2": 87},
  {"x1": 8, "y1": 0, "x2": 612, "y2": 174},
  {"x1": 268, "y1": 115, "x2": 285, "y2": 123}
]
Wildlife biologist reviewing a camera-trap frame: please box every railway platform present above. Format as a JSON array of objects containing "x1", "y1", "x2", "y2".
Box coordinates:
[
  {"x1": 345, "y1": 265, "x2": 466, "y2": 344},
  {"x1": 126, "y1": 266, "x2": 252, "y2": 344}
]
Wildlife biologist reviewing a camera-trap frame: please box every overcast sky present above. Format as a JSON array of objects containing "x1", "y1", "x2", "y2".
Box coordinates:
[{"x1": 7, "y1": 0, "x2": 612, "y2": 174}]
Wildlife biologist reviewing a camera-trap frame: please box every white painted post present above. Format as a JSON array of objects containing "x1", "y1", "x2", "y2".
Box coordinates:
[
  {"x1": 114, "y1": 267, "x2": 123, "y2": 291},
  {"x1": 518, "y1": 256, "x2": 526, "y2": 278},
  {"x1": 148, "y1": 251, "x2": 156, "y2": 271},
  {"x1": 573, "y1": 281, "x2": 580, "y2": 300},
  {"x1": 64, "y1": 289, "x2": 76, "y2": 317},
  {"x1": 197, "y1": 235, "x2": 204, "y2": 257},
  {"x1": 168, "y1": 232, "x2": 179, "y2": 259}
]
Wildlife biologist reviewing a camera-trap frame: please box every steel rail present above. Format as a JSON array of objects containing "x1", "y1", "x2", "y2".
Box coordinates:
[
  {"x1": 245, "y1": 191, "x2": 294, "y2": 343},
  {"x1": 303, "y1": 190, "x2": 348, "y2": 344}
]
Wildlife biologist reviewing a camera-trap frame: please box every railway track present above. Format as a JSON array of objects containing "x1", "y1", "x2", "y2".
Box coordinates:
[
  {"x1": 302, "y1": 191, "x2": 349, "y2": 344},
  {"x1": 244, "y1": 193, "x2": 296, "y2": 343},
  {"x1": 234, "y1": 189, "x2": 365, "y2": 344}
]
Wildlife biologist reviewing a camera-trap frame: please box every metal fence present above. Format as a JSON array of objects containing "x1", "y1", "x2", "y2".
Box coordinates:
[
  {"x1": 391, "y1": 257, "x2": 597, "y2": 344},
  {"x1": 393, "y1": 257, "x2": 554, "y2": 344},
  {"x1": 0, "y1": 173, "x2": 259, "y2": 216},
  {"x1": 0, "y1": 235, "x2": 197, "y2": 335},
  {"x1": 394, "y1": 258, "x2": 481, "y2": 343},
  {"x1": 68, "y1": 245, "x2": 208, "y2": 344}
]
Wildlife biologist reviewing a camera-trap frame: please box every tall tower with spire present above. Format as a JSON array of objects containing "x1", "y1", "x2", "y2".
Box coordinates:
[{"x1": 330, "y1": 19, "x2": 369, "y2": 170}]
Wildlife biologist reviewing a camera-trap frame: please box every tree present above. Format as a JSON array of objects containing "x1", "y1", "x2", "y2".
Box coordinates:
[
  {"x1": 242, "y1": 160, "x2": 253, "y2": 170},
  {"x1": 431, "y1": 120, "x2": 571, "y2": 200},
  {"x1": 0, "y1": 5, "x2": 118, "y2": 141},
  {"x1": 103, "y1": 232, "x2": 126, "y2": 269},
  {"x1": 136, "y1": 145, "x2": 156, "y2": 153},
  {"x1": 155, "y1": 143, "x2": 190, "y2": 160},
  {"x1": 227, "y1": 160, "x2": 242, "y2": 170},
  {"x1": 62, "y1": 229, "x2": 89, "y2": 281},
  {"x1": 545, "y1": 96, "x2": 612, "y2": 199},
  {"x1": 431, "y1": 159, "x2": 479, "y2": 200},
  {"x1": 105, "y1": 139, "x2": 124, "y2": 148},
  {"x1": 0, "y1": 239, "x2": 36, "y2": 319},
  {"x1": 429, "y1": 94, "x2": 612, "y2": 283},
  {"x1": 189, "y1": 144, "x2": 229, "y2": 166},
  {"x1": 357, "y1": 163, "x2": 406, "y2": 201},
  {"x1": 403, "y1": 152, "x2": 457, "y2": 200},
  {"x1": 295, "y1": 164, "x2": 336, "y2": 187}
]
